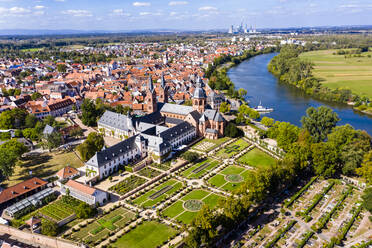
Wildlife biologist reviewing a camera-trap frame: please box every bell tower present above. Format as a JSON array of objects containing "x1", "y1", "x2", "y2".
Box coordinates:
[
  {"x1": 146, "y1": 76, "x2": 157, "y2": 113},
  {"x1": 192, "y1": 83, "x2": 206, "y2": 114},
  {"x1": 158, "y1": 73, "x2": 168, "y2": 103}
]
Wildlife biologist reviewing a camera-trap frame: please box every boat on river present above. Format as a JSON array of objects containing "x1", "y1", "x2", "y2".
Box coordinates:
[{"x1": 254, "y1": 101, "x2": 274, "y2": 113}]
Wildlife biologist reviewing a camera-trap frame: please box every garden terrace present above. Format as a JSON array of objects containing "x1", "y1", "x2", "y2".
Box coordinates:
[
  {"x1": 208, "y1": 165, "x2": 253, "y2": 192},
  {"x1": 109, "y1": 175, "x2": 148, "y2": 195},
  {"x1": 216, "y1": 139, "x2": 251, "y2": 158},
  {"x1": 136, "y1": 167, "x2": 162, "y2": 179},
  {"x1": 132, "y1": 179, "x2": 184, "y2": 208},
  {"x1": 162, "y1": 189, "x2": 225, "y2": 224},
  {"x1": 112, "y1": 221, "x2": 178, "y2": 248},
  {"x1": 181, "y1": 158, "x2": 219, "y2": 179},
  {"x1": 70, "y1": 207, "x2": 135, "y2": 245},
  {"x1": 191, "y1": 137, "x2": 231, "y2": 153},
  {"x1": 149, "y1": 162, "x2": 171, "y2": 171},
  {"x1": 237, "y1": 147, "x2": 277, "y2": 169},
  {"x1": 39, "y1": 198, "x2": 77, "y2": 222}
]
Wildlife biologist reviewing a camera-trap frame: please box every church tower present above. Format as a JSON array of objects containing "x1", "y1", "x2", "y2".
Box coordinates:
[
  {"x1": 146, "y1": 76, "x2": 157, "y2": 113},
  {"x1": 158, "y1": 73, "x2": 168, "y2": 103},
  {"x1": 192, "y1": 82, "x2": 206, "y2": 114}
]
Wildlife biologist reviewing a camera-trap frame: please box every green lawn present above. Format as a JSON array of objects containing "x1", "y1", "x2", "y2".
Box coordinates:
[
  {"x1": 181, "y1": 158, "x2": 219, "y2": 179},
  {"x1": 132, "y1": 179, "x2": 184, "y2": 208},
  {"x1": 216, "y1": 139, "x2": 251, "y2": 158},
  {"x1": 208, "y1": 165, "x2": 254, "y2": 192},
  {"x1": 237, "y1": 148, "x2": 276, "y2": 169},
  {"x1": 113, "y1": 221, "x2": 177, "y2": 248},
  {"x1": 3, "y1": 151, "x2": 84, "y2": 187},
  {"x1": 162, "y1": 189, "x2": 224, "y2": 224},
  {"x1": 300, "y1": 49, "x2": 372, "y2": 98}
]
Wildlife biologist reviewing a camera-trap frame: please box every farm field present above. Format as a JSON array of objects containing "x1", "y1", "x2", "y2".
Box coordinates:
[
  {"x1": 181, "y1": 158, "x2": 220, "y2": 179},
  {"x1": 112, "y1": 221, "x2": 178, "y2": 248},
  {"x1": 70, "y1": 207, "x2": 135, "y2": 245},
  {"x1": 162, "y1": 189, "x2": 224, "y2": 224},
  {"x1": 237, "y1": 148, "x2": 276, "y2": 169},
  {"x1": 132, "y1": 179, "x2": 184, "y2": 208},
  {"x1": 208, "y1": 165, "x2": 253, "y2": 192},
  {"x1": 216, "y1": 138, "x2": 251, "y2": 158},
  {"x1": 300, "y1": 49, "x2": 372, "y2": 98}
]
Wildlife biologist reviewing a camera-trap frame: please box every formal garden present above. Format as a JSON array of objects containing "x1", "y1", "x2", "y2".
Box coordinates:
[
  {"x1": 109, "y1": 175, "x2": 148, "y2": 195},
  {"x1": 69, "y1": 206, "x2": 135, "y2": 246},
  {"x1": 215, "y1": 138, "x2": 251, "y2": 158},
  {"x1": 191, "y1": 137, "x2": 231, "y2": 153},
  {"x1": 39, "y1": 198, "x2": 78, "y2": 222},
  {"x1": 208, "y1": 165, "x2": 253, "y2": 192},
  {"x1": 162, "y1": 189, "x2": 225, "y2": 224},
  {"x1": 237, "y1": 147, "x2": 277, "y2": 169},
  {"x1": 112, "y1": 220, "x2": 179, "y2": 248},
  {"x1": 136, "y1": 167, "x2": 162, "y2": 179},
  {"x1": 181, "y1": 158, "x2": 219, "y2": 179},
  {"x1": 130, "y1": 178, "x2": 184, "y2": 208}
]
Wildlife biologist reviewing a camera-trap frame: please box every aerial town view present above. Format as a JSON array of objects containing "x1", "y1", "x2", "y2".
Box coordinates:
[{"x1": 0, "y1": 0, "x2": 371, "y2": 248}]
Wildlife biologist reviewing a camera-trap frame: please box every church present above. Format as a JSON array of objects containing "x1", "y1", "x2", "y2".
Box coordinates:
[{"x1": 84, "y1": 76, "x2": 226, "y2": 183}]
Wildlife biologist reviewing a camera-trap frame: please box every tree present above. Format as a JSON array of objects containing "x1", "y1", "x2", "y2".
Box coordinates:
[
  {"x1": 77, "y1": 132, "x2": 104, "y2": 161},
  {"x1": 81, "y1": 99, "x2": 99, "y2": 127},
  {"x1": 238, "y1": 88, "x2": 247, "y2": 98},
  {"x1": 261, "y1": 117, "x2": 275, "y2": 127},
  {"x1": 186, "y1": 205, "x2": 218, "y2": 247},
  {"x1": 311, "y1": 142, "x2": 339, "y2": 178},
  {"x1": 361, "y1": 187, "x2": 372, "y2": 217},
  {"x1": 267, "y1": 121, "x2": 300, "y2": 151},
  {"x1": 0, "y1": 140, "x2": 28, "y2": 178},
  {"x1": 76, "y1": 202, "x2": 96, "y2": 219},
  {"x1": 57, "y1": 64, "x2": 67, "y2": 73},
  {"x1": 69, "y1": 127, "x2": 84, "y2": 138},
  {"x1": 41, "y1": 219, "x2": 58, "y2": 236},
  {"x1": 44, "y1": 132, "x2": 63, "y2": 151},
  {"x1": 301, "y1": 106, "x2": 340, "y2": 142},
  {"x1": 225, "y1": 122, "x2": 242, "y2": 138},
  {"x1": 0, "y1": 111, "x2": 14, "y2": 129},
  {"x1": 25, "y1": 114, "x2": 38, "y2": 128},
  {"x1": 181, "y1": 151, "x2": 199, "y2": 163},
  {"x1": 43, "y1": 115, "x2": 56, "y2": 127},
  {"x1": 31, "y1": 92, "x2": 43, "y2": 100},
  {"x1": 219, "y1": 102, "x2": 231, "y2": 114},
  {"x1": 356, "y1": 151, "x2": 372, "y2": 184}
]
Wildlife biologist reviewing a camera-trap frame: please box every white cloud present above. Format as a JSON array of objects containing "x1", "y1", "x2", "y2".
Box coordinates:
[
  {"x1": 133, "y1": 2, "x2": 151, "y2": 7},
  {"x1": 169, "y1": 1, "x2": 188, "y2": 6},
  {"x1": 61, "y1": 9, "x2": 93, "y2": 17},
  {"x1": 170, "y1": 11, "x2": 177, "y2": 16},
  {"x1": 9, "y1": 7, "x2": 31, "y2": 14},
  {"x1": 55, "y1": 0, "x2": 66, "y2": 2},
  {"x1": 33, "y1": 10, "x2": 45, "y2": 15},
  {"x1": 139, "y1": 12, "x2": 151, "y2": 15},
  {"x1": 34, "y1": 5, "x2": 45, "y2": 10},
  {"x1": 198, "y1": 6, "x2": 218, "y2": 11},
  {"x1": 111, "y1": 9, "x2": 131, "y2": 16}
]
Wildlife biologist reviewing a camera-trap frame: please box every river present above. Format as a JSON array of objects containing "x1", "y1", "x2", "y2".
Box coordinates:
[{"x1": 227, "y1": 53, "x2": 372, "y2": 135}]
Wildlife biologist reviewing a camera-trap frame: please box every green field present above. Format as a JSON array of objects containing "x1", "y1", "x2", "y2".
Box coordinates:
[
  {"x1": 237, "y1": 148, "x2": 276, "y2": 169},
  {"x1": 181, "y1": 158, "x2": 219, "y2": 179},
  {"x1": 132, "y1": 179, "x2": 184, "y2": 208},
  {"x1": 39, "y1": 199, "x2": 76, "y2": 221},
  {"x1": 300, "y1": 49, "x2": 372, "y2": 98},
  {"x1": 208, "y1": 165, "x2": 253, "y2": 192},
  {"x1": 162, "y1": 189, "x2": 224, "y2": 224},
  {"x1": 113, "y1": 221, "x2": 177, "y2": 248}
]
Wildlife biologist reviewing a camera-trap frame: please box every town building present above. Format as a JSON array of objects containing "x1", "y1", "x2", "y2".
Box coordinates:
[{"x1": 60, "y1": 180, "x2": 108, "y2": 206}]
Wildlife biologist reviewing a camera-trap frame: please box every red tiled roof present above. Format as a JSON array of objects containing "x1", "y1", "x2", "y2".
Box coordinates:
[
  {"x1": 0, "y1": 177, "x2": 47, "y2": 205},
  {"x1": 65, "y1": 180, "x2": 96, "y2": 195},
  {"x1": 56, "y1": 166, "x2": 79, "y2": 179}
]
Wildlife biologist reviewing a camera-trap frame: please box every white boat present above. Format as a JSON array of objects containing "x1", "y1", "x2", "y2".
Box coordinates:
[{"x1": 254, "y1": 101, "x2": 274, "y2": 113}]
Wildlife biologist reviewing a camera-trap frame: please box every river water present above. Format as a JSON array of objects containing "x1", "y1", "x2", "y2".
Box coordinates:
[{"x1": 227, "y1": 53, "x2": 372, "y2": 135}]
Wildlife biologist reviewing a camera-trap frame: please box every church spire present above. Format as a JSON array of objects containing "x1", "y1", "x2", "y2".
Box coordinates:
[
  {"x1": 161, "y1": 72, "x2": 166, "y2": 89},
  {"x1": 148, "y1": 75, "x2": 154, "y2": 93}
]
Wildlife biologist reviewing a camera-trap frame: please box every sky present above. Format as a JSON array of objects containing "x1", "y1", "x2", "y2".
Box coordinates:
[{"x1": 0, "y1": 0, "x2": 371, "y2": 31}]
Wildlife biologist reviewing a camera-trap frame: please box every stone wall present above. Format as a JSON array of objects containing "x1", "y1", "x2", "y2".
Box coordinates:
[{"x1": 0, "y1": 224, "x2": 80, "y2": 248}]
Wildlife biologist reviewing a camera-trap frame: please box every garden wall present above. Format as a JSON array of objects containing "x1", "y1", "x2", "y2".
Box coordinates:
[{"x1": 0, "y1": 224, "x2": 79, "y2": 248}]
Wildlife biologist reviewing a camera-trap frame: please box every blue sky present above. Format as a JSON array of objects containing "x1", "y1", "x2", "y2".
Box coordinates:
[{"x1": 0, "y1": 0, "x2": 371, "y2": 30}]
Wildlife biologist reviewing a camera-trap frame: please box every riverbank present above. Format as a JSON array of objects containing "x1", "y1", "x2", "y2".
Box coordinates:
[
  {"x1": 227, "y1": 53, "x2": 372, "y2": 134},
  {"x1": 267, "y1": 48, "x2": 372, "y2": 116}
]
